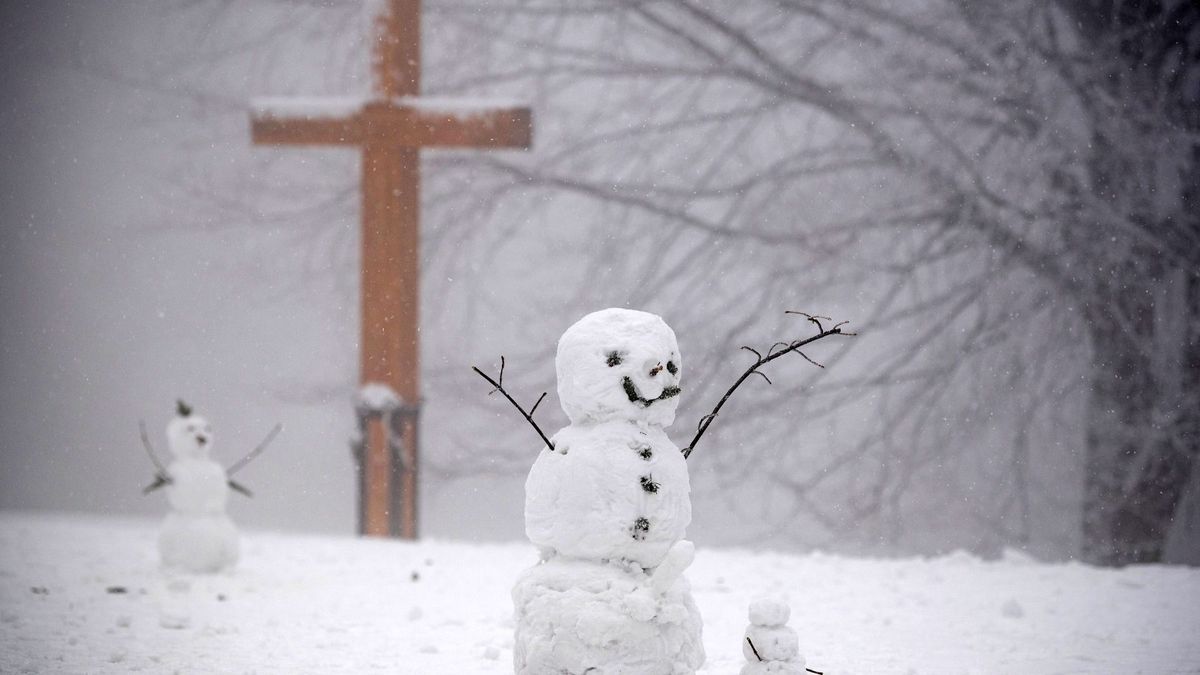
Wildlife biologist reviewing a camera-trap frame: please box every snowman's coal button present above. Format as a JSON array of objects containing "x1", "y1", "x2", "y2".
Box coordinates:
[
  {"x1": 631, "y1": 517, "x2": 650, "y2": 540},
  {"x1": 629, "y1": 441, "x2": 653, "y2": 460},
  {"x1": 640, "y1": 475, "x2": 659, "y2": 493}
]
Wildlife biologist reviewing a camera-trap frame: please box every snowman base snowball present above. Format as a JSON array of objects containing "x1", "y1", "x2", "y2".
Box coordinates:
[
  {"x1": 159, "y1": 512, "x2": 239, "y2": 573},
  {"x1": 513, "y1": 553, "x2": 704, "y2": 675}
]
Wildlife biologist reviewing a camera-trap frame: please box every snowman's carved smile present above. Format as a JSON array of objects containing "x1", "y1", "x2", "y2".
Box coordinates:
[{"x1": 622, "y1": 376, "x2": 681, "y2": 408}]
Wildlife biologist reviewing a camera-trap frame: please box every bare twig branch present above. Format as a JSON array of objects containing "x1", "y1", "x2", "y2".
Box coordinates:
[
  {"x1": 747, "y1": 636, "x2": 762, "y2": 661},
  {"x1": 473, "y1": 357, "x2": 555, "y2": 451},
  {"x1": 228, "y1": 479, "x2": 254, "y2": 498},
  {"x1": 139, "y1": 419, "x2": 172, "y2": 494},
  {"x1": 142, "y1": 474, "x2": 171, "y2": 495},
  {"x1": 530, "y1": 391, "x2": 548, "y2": 416},
  {"x1": 227, "y1": 423, "x2": 283, "y2": 477},
  {"x1": 139, "y1": 420, "x2": 169, "y2": 475},
  {"x1": 683, "y1": 313, "x2": 854, "y2": 459}
]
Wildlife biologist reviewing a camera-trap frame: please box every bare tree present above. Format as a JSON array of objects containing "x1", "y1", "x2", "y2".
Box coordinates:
[
  {"x1": 427, "y1": 0, "x2": 1198, "y2": 564},
  {"x1": 81, "y1": 0, "x2": 1195, "y2": 562}
]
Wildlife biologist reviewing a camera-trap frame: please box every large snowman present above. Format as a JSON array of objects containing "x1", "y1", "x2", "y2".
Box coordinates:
[
  {"x1": 157, "y1": 401, "x2": 240, "y2": 574},
  {"x1": 513, "y1": 308, "x2": 705, "y2": 674}
]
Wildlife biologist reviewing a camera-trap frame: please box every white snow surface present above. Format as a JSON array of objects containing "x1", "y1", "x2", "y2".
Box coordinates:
[{"x1": 2, "y1": 511, "x2": 1198, "y2": 674}]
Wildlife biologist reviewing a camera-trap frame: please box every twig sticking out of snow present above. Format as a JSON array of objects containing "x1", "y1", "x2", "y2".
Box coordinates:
[
  {"x1": 472, "y1": 356, "x2": 555, "y2": 451},
  {"x1": 683, "y1": 312, "x2": 855, "y2": 460},
  {"x1": 138, "y1": 420, "x2": 172, "y2": 495}
]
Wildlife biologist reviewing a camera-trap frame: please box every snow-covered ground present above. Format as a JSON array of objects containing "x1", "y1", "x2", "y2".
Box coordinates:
[{"x1": 1, "y1": 511, "x2": 1196, "y2": 674}]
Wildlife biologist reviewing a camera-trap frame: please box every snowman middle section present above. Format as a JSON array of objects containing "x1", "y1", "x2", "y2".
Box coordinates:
[{"x1": 526, "y1": 420, "x2": 691, "y2": 568}]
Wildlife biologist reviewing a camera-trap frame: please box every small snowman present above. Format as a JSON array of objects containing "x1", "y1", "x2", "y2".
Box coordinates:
[
  {"x1": 140, "y1": 401, "x2": 278, "y2": 574},
  {"x1": 742, "y1": 598, "x2": 807, "y2": 675},
  {"x1": 504, "y1": 309, "x2": 704, "y2": 674}
]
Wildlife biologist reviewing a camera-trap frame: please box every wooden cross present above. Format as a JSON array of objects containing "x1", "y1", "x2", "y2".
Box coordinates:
[{"x1": 249, "y1": 0, "x2": 532, "y2": 539}]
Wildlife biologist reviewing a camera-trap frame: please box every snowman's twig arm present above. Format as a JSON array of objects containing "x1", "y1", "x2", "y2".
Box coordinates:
[
  {"x1": 227, "y1": 423, "x2": 283, "y2": 477},
  {"x1": 228, "y1": 479, "x2": 253, "y2": 498},
  {"x1": 472, "y1": 358, "x2": 555, "y2": 451},
  {"x1": 139, "y1": 420, "x2": 172, "y2": 494},
  {"x1": 142, "y1": 475, "x2": 170, "y2": 495},
  {"x1": 683, "y1": 314, "x2": 854, "y2": 459},
  {"x1": 746, "y1": 637, "x2": 762, "y2": 661}
]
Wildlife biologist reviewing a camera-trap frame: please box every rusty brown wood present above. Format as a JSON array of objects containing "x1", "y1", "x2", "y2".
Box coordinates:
[
  {"x1": 249, "y1": 0, "x2": 531, "y2": 539},
  {"x1": 250, "y1": 117, "x2": 363, "y2": 146}
]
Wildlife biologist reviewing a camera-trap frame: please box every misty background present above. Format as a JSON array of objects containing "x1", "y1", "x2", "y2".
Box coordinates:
[{"x1": 1, "y1": 0, "x2": 1196, "y2": 564}]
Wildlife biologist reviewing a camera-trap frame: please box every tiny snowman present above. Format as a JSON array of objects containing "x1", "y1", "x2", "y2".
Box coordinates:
[
  {"x1": 139, "y1": 400, "x2": 278, "y2": 574},
  {"x1": 508, "y1": 308, "x2": 704, "y2": 674},
  {"x1": 742, "y1": 598, "x2": 806, "y2": 675}
]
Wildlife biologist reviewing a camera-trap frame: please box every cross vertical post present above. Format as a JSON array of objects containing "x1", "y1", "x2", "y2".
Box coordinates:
[{"x1": 250, "y1": 0, "x2": 532, "y2": 538}]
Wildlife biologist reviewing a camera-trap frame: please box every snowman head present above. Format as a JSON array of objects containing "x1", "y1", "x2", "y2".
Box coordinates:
[
  {"x1": 166, "y1": 399, "x2": 213, "y2": 459},
  {"x1": 556, "y1": 308, "x2": 682, "y2": 426}
]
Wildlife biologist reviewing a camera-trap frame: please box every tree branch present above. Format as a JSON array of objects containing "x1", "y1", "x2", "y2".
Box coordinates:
[{"x1": 683, "y1": 312, "x2": 856, "y2": 459}]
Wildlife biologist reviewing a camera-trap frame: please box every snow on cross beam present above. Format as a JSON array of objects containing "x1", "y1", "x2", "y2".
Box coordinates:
[{"x1": 249, "y1": 97, "x2": 532, "y2": 148}]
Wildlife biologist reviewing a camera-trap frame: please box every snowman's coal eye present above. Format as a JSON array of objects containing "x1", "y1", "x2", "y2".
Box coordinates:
[
  {"x1": 605, "y1": 351, "x2": 623, "y2": 367},
  {"x1": 666, "y1": 361, "x2": 677, "y2": 375}
]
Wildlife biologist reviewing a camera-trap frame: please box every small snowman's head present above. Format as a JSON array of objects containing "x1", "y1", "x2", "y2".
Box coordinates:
[
  {"x1": 556, "y1": 308, "x2": 682, "y2": 426},
  {"x1": 166, "y1": 399, "x2": 213, "y2": 459}
]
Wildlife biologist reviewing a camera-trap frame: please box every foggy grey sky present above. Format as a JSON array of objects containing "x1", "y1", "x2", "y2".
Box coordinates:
[
  {"x1": 5, "y1": 1, "x2": 1193, "y2": 564},
  {"x1": 1, "y1": 2, "x2": 366, "y2": 534},
  {"x1": 0, "y1": 0, "x2": 1065, "y2": 549},
  {"x1": 0, "y1": 1, "x2": 555, "y2": 541}
]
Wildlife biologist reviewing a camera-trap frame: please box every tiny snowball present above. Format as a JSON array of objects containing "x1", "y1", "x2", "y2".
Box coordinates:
[{"x1": 749, "y1": 598, "x2": 791, "y2": 627}]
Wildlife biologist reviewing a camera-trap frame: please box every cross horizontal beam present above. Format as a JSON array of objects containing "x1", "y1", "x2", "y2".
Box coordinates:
[{"x1": 250, "y1": 98, "x2": 532, "y2": 149}]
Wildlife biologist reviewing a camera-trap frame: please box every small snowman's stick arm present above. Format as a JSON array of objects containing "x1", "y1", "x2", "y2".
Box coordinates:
[
  {"x1": 139, "y1": 420, "x2": 172, "y2": 494},
  {"x1": 228, "y1": 479, "x2": 254, "y2": 498},
  {"x1": 226, "y1": 423, "x2": 283, "y2": 477},
  {"x1": 683, "y1": 313, "x2": 855, "y2": 460},
  {"x1": 472, "y1": 357, "x2": 555, "y2": 451},
  {"x1": 746, "y1": 637, "x2": 762, "y2": 661}
]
